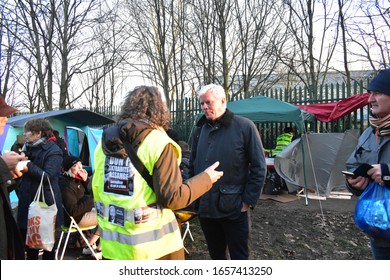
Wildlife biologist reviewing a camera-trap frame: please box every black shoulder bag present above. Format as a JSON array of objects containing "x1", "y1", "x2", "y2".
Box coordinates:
[{"x1": 121, "y1": 137, "x2": 197, "y2": 223}]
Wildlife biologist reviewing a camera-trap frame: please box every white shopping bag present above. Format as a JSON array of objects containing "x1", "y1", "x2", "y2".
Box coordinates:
[{"x1": 25, "y1": 172, "x2": 58, "y2": 251}]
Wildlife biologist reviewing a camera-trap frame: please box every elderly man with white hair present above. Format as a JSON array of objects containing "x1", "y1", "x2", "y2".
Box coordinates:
[{"x1": 189, "y1": 84, "x2": 267, "y2": 260}]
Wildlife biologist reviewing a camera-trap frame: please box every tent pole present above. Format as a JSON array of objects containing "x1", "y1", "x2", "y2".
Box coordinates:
[
  {"x1": 304, "y1": 185, "x2": 308, "y2": 205},
  {"x1": 298, "y1": 119, "x2": 309, "y2": 206},
  {"x1": 301, "y1": 133, "x2": 309, "y2": 205}
]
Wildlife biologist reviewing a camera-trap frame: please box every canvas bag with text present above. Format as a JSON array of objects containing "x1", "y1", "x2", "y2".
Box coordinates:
[{"x1": 25, "y1": 172, "x2": 58, "y2": 251}]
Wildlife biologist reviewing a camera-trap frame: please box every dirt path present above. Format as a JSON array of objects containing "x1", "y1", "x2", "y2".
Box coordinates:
[
  {"x1": 184, "y1": 195, "x2": 372, "y2": 260},
  {"x1": 63, "y1": 194, "x2": 372, "y2": 260}
]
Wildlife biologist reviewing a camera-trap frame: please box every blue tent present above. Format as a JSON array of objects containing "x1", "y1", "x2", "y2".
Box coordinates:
[
  {"x1": 1, "y1": 108, "x2": 114, "y2": 170},
  {"x1": 2, "y1": 109, "x2": 114, "y2": 207}
]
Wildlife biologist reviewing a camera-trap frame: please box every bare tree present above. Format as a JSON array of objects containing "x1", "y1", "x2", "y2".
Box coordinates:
[
  {"x1": 170, "y1": 0, "x2": 187, "y2": 100},
  {"x1": 337, "y1": 0, "x2": 352, "y2": 86},
  {"x1": 2, "y1": 1, "x2": 50, "y2": 111},
  {"x1": 344, "y1": 0, "x2": 389, "y2": 72},
  {"x1": 76, "y1": 0, "x2": 134, "y2": 112},
  {"x1": 2, "y1": 0, "x2": 388, "y2": 116},
  {"x1": 233, "y1": 0, "x2": 283, "y2": 98},
  {"x1": 275, "y1": 0, "x2": 339, "y2": 100},
  {"x1": 15, "y1": 61, "x2": 41, "y2": 112},
  {"x1": 55, "y1": 0, "x2": 101, "y2": 109},
  {"x1": 214, "y1": 0, "x2": 236, "y2": 93},
  {"x1": 185, "y1": 0, "x2": 247, "y2": 97},
  {"x1": 121, "y1": 0, "x2": 189, "y2": 105},
  {"x1": 185, "y1": 0, "x2": 286, "y2": 99},
  {"x1": 3, "y1": 0, "x2": 101, "y2": 111},
  {"x1": 185, "y1": 0, "x2": 219, "y2": 88},
  {"x1": 0, "y1": 2, "x2": 20, "y2": 106}
]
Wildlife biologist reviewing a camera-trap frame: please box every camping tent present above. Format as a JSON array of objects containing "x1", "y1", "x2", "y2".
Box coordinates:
[
  {"x1": 274, "y1": 130, "x2": 360, "y2": 196},
  {"x1": 226, "y1": 96, "x2": 316, "y2": 202},
  {"x1": 226, "y1": 96, "x2": 361, "y2": 199},
  {"x1": 227, "y1": 95, "x2": 314, "y2": 132},
  {"x1": 0, "y1": 108, "x2": 114, "y2": 170},
  {"x1": 1, "y1": 109, "x2": 114, "y2": 207}
]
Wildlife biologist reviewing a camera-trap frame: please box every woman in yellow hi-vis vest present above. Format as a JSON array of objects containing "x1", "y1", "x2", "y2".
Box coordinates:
[{"x1": 92, "y1": 86, "x2": 223, "y2": 260}]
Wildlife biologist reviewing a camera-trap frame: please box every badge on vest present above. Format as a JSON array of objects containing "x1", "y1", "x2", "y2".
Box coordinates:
[
  {"x1": 104, "y1": 156, "x2": 136, "y2": 196},
  {"x1": 108, "y1": 204, "x2": 125, "y2": 226}
]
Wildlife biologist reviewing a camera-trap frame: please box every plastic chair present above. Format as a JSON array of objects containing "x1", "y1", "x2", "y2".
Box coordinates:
[{"x1": 55, "y1": 208, "x2": 99, "y2": 260}]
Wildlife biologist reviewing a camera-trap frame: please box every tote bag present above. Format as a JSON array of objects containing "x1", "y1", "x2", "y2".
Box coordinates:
[
  {"x1": 25, "y1": 172, "x2": 58, "y2": 251},
  {"x1": 354, "y1": 181, "x2": 390, "y2": 239}
]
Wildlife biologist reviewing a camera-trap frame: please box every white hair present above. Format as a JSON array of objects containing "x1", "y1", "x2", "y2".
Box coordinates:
[
  {"x1": 197, "y1": 84, "x2": 226, "y2": 100},
  {"x1": 63, "y1": 170, "x2": 75, "y2": 177}
]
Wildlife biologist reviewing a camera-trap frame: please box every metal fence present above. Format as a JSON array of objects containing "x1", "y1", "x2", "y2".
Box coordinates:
[
  {"x1": 167, "y1": 80, "x2": 369, "y2": 149},
  {"x1": 93, "y1": 80, "x2": 370, "y2": 150}
]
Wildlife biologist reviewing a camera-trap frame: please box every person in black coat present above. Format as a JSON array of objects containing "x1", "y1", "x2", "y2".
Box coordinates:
[
  {"x1": 59, "y1": 155, "x2": 100, "y2": 255},
  {"x1": 53, "y1": 130, "x2": 68, "y2": 158},
  {"x1": 178, "y1": 141, "x2": 190, "y2": 181},
  {"x1": 190, "y1": 84, "x2": 266, "y2": 260},
  {"x1": 0, "y1": 96, "x2": 26, "y2": 260},
  {"x1": 17, "y1": 118, "x2": 64, "y2": 260}
]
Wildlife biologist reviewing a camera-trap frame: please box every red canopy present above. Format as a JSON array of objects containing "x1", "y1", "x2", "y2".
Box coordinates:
[{"x1": 295, "y1": 93, "x2": 369, "y2": 122}]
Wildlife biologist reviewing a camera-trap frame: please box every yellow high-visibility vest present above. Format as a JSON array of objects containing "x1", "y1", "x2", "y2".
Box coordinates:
[
  {"x1": 92, "y1": 129, "x2": 183, "y2": 260},
  {"x1": 272, "y1": 133, "x2": 293, "y2": 157}
]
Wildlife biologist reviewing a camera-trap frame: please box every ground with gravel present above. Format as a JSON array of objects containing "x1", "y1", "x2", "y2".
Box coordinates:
[
  {"x1": 183, "y1": 194, "x2": 372, "y2": 260},
  {"x1": 64, "y1": 193, "x2": 372, "y2": 260}
]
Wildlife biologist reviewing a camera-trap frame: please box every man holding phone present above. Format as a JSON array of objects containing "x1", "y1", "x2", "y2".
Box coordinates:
[
  {"x1": 341, "y1": 171, "x2": 355, "y2": 177},
  {"x1": 342, "y1": 163, "x2": 374, "y2": 179},
  {"x1": 345, "y1": 69, "x2": 390, "y2": 260}
]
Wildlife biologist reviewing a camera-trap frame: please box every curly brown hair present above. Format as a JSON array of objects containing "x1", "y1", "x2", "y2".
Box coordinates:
[
  {"x1": 117, "y1": 86, "x2": 170, "y2": 130},
  {"x1": 23, "y1": 118, "x2": 54, "y2": 138}
]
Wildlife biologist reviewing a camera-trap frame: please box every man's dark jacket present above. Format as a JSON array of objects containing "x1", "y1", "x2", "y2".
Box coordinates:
[{"x1": 189, "y1": 109, "x2": 266, "y2": 219}]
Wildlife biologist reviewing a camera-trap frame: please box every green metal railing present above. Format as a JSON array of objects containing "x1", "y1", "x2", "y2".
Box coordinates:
[
  {"x1": 93, "y1": 80, "x2": 369, "y2": 149},
  {"x1": 167, "y1": 80, "x2": 369, "y2": 149}
]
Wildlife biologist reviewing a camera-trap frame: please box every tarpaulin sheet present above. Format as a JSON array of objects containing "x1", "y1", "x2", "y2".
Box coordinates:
[{"x1": 295, "y1": 93, "x2": 369, "y2": 122}]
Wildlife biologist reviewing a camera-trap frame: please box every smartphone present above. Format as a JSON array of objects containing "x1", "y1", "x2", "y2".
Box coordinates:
[
  {"x1": 354, "y1": 163, "x2": 373, "y2": 178},
  {"x1": 342, "y1": 170, "x2": 356, "y2": 178}
]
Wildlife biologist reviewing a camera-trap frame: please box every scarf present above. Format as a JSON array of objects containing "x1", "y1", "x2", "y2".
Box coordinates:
[
  {"x1": 21, "y1": 137, "x2": 47, "y2": 151},
  {"x1": 369, "y1": 113, "x2": 390, "y2": 139}
]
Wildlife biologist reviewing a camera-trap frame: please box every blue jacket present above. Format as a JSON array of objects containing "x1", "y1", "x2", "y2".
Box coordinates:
[
  {"x1": 17, "y1": 140, "x2": 64, "y2": 230},
  {"x1": 190, "y1": 109, "x2": 266, "y2": 219},
  {"x1": 346, "y1": 126, "x2": 390, "y2": 247},
  {"x1": 346, "y1": 127, "x2": 390, "y2": 195}
]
